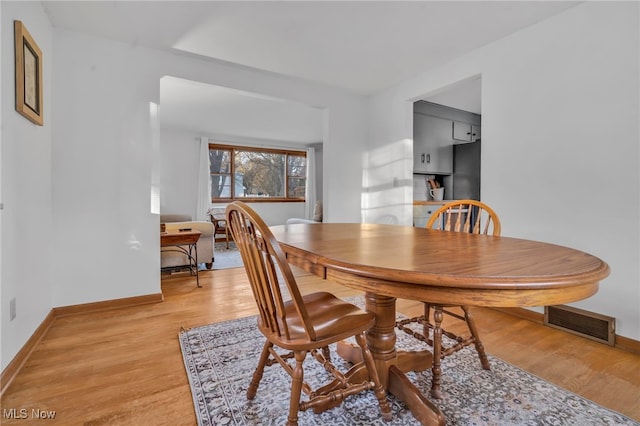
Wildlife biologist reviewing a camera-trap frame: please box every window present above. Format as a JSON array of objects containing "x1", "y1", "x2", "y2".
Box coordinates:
[{"x1": 209, "y1": 144, "x2": 306, "y2": 202}]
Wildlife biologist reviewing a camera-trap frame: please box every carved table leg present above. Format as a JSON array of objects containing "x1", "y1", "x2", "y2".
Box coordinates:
[
  {"x1": 363, "y1": 292, "x2": 398, "y2": 387},
  {"x1": 430, "y1": 306, "x2": 444, "y2": 399}
]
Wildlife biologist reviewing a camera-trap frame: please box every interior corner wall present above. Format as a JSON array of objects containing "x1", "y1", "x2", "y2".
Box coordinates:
[
  {"x1": 159, "y1": 129, "x2": 201, "y2": 220},
  {"x1": 363, "y1": 97, "x2": 414, "y2": 226},
  {"x1": 366, "y1": 2, "x2": 640, "y2": 340},
  {"x1": 1, "y1": 1, "x2": 54, "y2": 370},
  {"x1": 321, "y1": 101, "x2": 367, "y2": 223},
  {"x1": 51, "y1": 29, "x2": 162, "y2": 308}
]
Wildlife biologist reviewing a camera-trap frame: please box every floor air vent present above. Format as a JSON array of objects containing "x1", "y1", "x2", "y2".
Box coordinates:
[{"x1": 544, "y1": 305, "x2": 615, "y2": 346}]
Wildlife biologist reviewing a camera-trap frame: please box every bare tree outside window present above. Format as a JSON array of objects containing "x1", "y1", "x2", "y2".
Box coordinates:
[
  {"x1": 236, "y1": 151, "x2": 285, "y2": 197},
  {"x1": 209, "y1": 149, "x2": 231, "y2": 197},
  {"x1": 287, "y1": 155, "x2": 306, "y2": 198}
]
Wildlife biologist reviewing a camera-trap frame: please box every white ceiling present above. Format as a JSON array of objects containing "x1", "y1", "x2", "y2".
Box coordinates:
[
  {"x1": 43, "y1": 1, "x2": 579, "y2": 143},
  {"x1": 160, "y1": 77, "x2": 324, "y2": 144}
]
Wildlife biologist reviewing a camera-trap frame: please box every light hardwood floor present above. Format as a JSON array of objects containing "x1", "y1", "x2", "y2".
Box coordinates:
[{"x1": 2, "y1": 267, "x2": 639, "y2": 425}]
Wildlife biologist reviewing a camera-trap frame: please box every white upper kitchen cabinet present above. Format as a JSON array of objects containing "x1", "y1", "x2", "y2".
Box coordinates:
[
  {"x1": 453, "y1": 121, "x2": 481, "y2": 143},
  {"x1": 413, "y1": 113, "x2": 453, "y2": 174}
]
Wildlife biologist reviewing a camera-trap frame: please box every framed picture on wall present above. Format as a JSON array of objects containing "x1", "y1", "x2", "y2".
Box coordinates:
[{"x1": 14, "y1": 20, "x2": 43, "y2": 126}]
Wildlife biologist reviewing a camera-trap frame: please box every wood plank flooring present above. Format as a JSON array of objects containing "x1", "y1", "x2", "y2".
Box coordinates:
[{"x1": 1, "y1": 267, "x2": 639, "y2": 425}]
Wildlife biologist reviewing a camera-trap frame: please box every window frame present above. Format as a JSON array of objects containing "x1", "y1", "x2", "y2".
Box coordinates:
[{"x1": 209, "y1": 143, "x2": 307, "y2": 203}]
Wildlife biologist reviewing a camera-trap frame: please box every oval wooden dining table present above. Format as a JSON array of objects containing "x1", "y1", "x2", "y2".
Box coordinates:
[{"x1": 270, "y1": 223, "x2": 610, "y2": 425}]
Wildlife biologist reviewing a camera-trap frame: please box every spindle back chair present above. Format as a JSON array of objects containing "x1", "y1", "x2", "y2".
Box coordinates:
[
  {"x1": 226, "y1": 201, "x2": 391, "y2": 425},
  {"x1": 426, "y1": 199, "x2": 501, "y2": 235},
  {"x1": 397, "y1": 199, "x2": 500, "y2": 399}
]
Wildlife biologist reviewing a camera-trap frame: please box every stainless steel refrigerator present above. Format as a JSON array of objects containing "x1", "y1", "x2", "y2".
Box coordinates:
[{"x1": 452, "y1": 141, "x2": 481, "y2": 200}]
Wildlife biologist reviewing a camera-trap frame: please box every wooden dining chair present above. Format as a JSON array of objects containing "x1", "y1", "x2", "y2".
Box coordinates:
[
  {"x1": 226, "y1": 201, "x2": 392, "y2": 426},
  {"x1": 397, "y1": 199, "x2": 500, "y2": 399}
]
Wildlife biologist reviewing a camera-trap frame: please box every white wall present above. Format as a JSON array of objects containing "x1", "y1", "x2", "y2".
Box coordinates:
[
  {"x1": 366, "y1": 2, "x2": 640, "y2": 339},
  {"x1": 159, "y1": 129, "x2": 201, "y2": 219},
  {"x1": 51, "y1": 30, "x2": 161, "y2": 308},
  {"x1": 1, "y1": 2, "x2": 54, "y2": 369}
]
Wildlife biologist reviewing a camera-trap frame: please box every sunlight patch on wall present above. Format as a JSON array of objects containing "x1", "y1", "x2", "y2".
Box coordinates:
[
  {"x1": 150, "y1": 185, "x2": 160, "y2": 215},
  {"x1": 362, "y1": 139, "x2": 413, "y2": 225},
  {"x1": 150, "y1": 102, "x2": 161, "y2": 215}
]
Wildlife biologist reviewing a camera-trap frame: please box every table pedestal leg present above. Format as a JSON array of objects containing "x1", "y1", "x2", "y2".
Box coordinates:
[{"x1": 337, "y1": 292, "x2": 445, "y2": 425}]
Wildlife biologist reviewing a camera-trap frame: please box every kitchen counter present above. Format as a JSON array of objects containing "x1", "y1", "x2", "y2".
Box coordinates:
[
  {"x1": 413, "y1": 200, "x2": 452, "y2": 227},
  {"x1": 413, "y1": 200, "x2": 454, "y2": 205}
]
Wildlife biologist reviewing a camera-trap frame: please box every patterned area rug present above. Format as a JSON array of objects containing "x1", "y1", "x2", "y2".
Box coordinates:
[
  {"x1": 179, "y1": 301, "x2": 638, "y2": 426},
  {"x1": 212, "y1": 243, "x2": 243, "y2": 270}
]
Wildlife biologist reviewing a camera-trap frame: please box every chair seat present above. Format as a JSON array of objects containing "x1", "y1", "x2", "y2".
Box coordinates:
[{"x1": 259, "y1": 292, "x2": 375, "y2": 349}]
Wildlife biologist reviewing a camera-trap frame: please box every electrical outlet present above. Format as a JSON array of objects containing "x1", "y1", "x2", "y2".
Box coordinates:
[{"x1": 10, "y1": 298, "x2": 16, "y2": 321}]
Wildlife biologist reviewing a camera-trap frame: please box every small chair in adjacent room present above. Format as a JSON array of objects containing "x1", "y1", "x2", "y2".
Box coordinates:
[
  {"x1": 396, "y1": 199, "x2": 501, "y2": 399},
  {"x1": 208, "y1": 207, "x2": 230, "y2": 249},
  {"x1": 226, "y1": 201, "x2": 391, "y2": 426}
]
